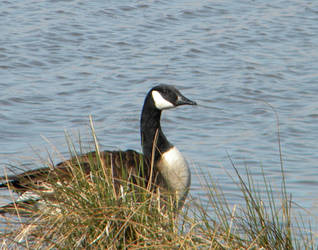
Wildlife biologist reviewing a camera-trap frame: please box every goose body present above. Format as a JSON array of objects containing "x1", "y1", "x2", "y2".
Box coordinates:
[{"x1": 0, "y1": 84, "x2": 196, "y2": 213}]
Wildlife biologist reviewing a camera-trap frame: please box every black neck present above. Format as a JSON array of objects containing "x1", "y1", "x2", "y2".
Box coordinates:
[{"x1": 140, "y1": 94, "x2": 172, "y2": 162}]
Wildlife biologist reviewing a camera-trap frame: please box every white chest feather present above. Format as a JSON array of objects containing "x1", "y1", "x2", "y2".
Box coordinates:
[{"x1": 157, "y1": 146, "x2": 191, "y2": 206}]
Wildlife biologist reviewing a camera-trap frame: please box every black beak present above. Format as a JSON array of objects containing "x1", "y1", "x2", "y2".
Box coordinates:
[{"x1": 176, "y1": 94, "x2": 197, "y2": 106}]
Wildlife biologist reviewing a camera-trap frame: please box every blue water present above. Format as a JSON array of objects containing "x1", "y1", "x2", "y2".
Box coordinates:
[{"x1": 1, "y1": 0, "x2": 318, "y2": 235}]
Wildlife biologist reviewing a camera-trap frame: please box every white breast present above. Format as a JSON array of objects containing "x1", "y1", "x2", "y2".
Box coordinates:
[{"x1": 157, "y1": 146, "x2": 191, "y2": 208}]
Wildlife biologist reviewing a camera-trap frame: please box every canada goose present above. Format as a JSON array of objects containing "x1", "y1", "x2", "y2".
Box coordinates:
[{"x1": 0, "y1": 84, "x2": 196, "y2": 213}]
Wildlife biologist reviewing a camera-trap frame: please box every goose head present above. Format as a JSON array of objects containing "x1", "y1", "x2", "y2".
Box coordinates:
[{"x1": 150, "y1": 84, "x2": 197, "y2": 110}]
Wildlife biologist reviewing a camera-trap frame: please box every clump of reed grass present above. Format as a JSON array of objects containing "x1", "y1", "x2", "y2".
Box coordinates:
[{"x1": 0, "y1": 121, "x2": 316, "y2": 249}]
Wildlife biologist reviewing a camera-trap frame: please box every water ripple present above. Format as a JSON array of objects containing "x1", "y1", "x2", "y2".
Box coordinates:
[{"x1": 0, "y1": 0, "x2": 318, "y2": 231}]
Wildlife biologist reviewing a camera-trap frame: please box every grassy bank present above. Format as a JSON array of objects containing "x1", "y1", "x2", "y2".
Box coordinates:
[{"x1": 0, "y1": 127, "x2": 316, "y2": 249}]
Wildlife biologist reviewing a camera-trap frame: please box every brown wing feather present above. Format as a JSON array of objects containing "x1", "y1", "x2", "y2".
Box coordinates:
[{"x1": 0, "y1": 150, "x2": 167, "y2": 194}]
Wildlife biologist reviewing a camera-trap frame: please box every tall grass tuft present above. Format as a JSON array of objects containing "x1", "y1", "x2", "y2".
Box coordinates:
[{"x1": 0, "y1": 121, "x2": 316, "y2": 249}]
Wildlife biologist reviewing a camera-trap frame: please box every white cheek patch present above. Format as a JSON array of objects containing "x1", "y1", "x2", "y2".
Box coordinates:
[{"x1": 152, "y1": 90, "x2": 174, "y2": 110}]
